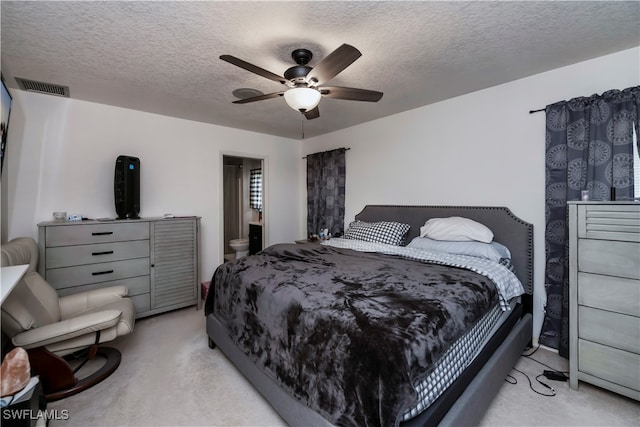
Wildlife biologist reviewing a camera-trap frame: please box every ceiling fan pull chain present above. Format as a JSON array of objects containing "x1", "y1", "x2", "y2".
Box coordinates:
[{"x1": 301, "y1": 116, "x2": 305, "y2": 139}]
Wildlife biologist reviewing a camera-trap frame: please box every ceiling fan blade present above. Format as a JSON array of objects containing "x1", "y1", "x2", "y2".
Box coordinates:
[
  {"x1": 304, "y1": 106, "x2": 320, "y2": 120},
  {"x1": 305, "y1": 44, "x2": 362, "y2": 86},
  {"x1": 232, "y1": 91, "x2": 284, "y2": 104},
  {"x1": 320, "y1": 86, "x2": 383, "y2": 102},
  {"x1": 220, "y1": 55, "x2": 287, "y2": 85}
]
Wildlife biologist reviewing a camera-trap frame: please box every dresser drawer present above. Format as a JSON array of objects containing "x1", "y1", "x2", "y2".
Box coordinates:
[
  {"x1": 45, "y1": 222, "x2": 149, "y2": 246},
  {"x1": 46, "y1": 240, "x2": 149, "y2": 268},
  {"x1": 46, "y1": 258, "x2": 150, "y2": 289},
  {"x1": 56, "y1": 275, "x2": 150, "y2": 297},
  {"x1": 578, "y1": 339, "x2": 640, "y2": 392},
  {"x1": 578, "y1": 272, "x2": 639, "y2": 316},
  {"x1": 578, "y1": 239, "x2": 640, "y2": 280},
  {"x1": 579, "y1": 306, "x2": 640, "y2": 354},
  {"x1": 578, "y1": 204, "x2": 640, "y2": 242}
]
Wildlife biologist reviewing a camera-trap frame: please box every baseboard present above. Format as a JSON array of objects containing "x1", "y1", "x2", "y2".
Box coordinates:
[{"x1": 531, "y1": 336, "x2": 558, "y2": 354}]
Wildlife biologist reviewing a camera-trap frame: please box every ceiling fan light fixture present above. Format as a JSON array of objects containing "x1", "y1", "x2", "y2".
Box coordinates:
[
  {"x1": 221, "y1": 44, "x2": 381, "y2": 121},
  {"x1": 283, "y1": 87, "x2": 321, "y2": 112}
]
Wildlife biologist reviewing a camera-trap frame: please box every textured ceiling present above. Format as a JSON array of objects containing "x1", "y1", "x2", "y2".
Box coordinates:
[{"x1": 1, "y1": 1, "x2": 639, "y2": 140}]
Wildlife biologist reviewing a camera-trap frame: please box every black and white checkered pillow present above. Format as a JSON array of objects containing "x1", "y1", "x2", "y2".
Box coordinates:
[{"x1": 343, "y1": 220, "x2": 410, "y2": 246}]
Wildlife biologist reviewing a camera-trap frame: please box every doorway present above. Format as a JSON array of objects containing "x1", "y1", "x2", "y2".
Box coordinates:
[{"x1": 222, "y1": 155, "x2": 264, "y2": 261}]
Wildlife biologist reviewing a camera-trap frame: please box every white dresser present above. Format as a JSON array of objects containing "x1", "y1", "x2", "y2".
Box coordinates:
[
  {"x1": 568, "y1": 202, "x2": 640, "y2": 400},
  {"x1": 38, "y1": 217, "x2": 200, "y2": 318}
]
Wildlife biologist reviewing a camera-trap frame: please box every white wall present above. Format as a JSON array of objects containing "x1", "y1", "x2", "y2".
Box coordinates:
[
  {"x1": 300, "y1": 47, "x2": 640, "y2": 342},
  {"x1": 4, "y1": 47, "x2": 638, "y2": 341},
  {"x1": 4, "y1": 93, "x2": 301, "y2": 282}
]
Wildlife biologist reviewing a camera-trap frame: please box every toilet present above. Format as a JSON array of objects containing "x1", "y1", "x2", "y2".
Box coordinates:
[{"x1": 229, "y1": 238, "x2": 250, "y2": 259}]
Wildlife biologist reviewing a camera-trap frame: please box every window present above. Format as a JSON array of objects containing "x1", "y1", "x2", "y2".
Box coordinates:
[{"x1": 249, "y1": 168, "x2": 262, "y2": 210}]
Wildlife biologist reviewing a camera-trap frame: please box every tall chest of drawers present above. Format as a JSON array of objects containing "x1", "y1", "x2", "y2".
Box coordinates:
[
  {"x1": 568, "y1": 202, "x2": 639, "y2": 400},
  {"x1": 38, "y1": 217, "x2": 200, "y2": 318}
]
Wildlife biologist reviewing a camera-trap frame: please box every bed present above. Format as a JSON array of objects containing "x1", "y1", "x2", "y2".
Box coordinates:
[{"x1": 205, "y1": 205, "x2": 533, "y2": 426}]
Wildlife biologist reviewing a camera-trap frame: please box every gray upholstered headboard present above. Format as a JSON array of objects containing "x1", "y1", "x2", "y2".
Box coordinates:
[{"x1": 354, "y1": 205, "x2": 534, "y2": 297}]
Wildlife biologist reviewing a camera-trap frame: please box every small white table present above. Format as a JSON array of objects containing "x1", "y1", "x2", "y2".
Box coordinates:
[{"x1": 1, "y1": 264, "x2": 29, "y2": 304}]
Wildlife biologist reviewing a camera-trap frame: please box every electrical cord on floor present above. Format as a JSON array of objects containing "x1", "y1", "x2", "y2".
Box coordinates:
[
  {"x1": 520, "y1": 343, "x2": 570, "y2": 380},
  {"x1": 507, "y1": 367, "x2": 557, "y2": 397},
  {"x1": 521, "y1": 342, "x2": 541, "y2": 357},
  {"x1": 523, "y1": 351, "x2": 570, "y2": 379},
  {"x1": 505, "y1": 374, "x2": 517, "y2": 384},
  {"x1": 505, "y1": 344, "x2": 570, "y2": 396}
]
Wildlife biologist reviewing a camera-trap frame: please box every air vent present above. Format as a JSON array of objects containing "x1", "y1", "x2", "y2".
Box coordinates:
[
  {"x1": 15, "y1": 77, "x2": 70, "y2": 97},
  {"x1": 232, "y1": 88, "x2": 264, "y2": 99}
]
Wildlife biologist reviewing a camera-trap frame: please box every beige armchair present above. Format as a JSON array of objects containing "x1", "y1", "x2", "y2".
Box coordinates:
[{"x1": 1, "y1": 237, "x2": 135, "y2": 401}]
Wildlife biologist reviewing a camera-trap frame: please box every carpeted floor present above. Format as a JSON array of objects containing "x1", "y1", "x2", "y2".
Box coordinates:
[{"x1": 48, "y1": 307, "x2": 639, "y2": 427}]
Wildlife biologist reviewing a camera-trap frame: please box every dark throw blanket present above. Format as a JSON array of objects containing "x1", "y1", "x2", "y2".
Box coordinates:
[{"x1": 204, "y1": 243, "x2": 498, "y2": 426}]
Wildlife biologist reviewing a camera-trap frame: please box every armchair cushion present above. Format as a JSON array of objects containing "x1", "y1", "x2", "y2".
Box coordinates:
[
  {"x1": 1, "y1": 272, "x2": 61, "y2": 337},
  {"x1": 0, "y1": 237, "x2": 39, "y2": 273},
  {"x1": 12, "y1": 309, "x2": 123, "y2": 349},
  {"x1": 59, "y1": 286, "x2": 129, "y2": 319},
  {"x1": 44, "y1": 297, "x2": 135, "y2": 355}
]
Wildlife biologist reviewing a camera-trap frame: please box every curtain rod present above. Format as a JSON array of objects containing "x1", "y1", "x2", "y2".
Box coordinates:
[
  {"x1": 529, "y1": 108, "x2": 545, "y2": 114},
  {"x1": 302, "y1": 147, "x2": 350, "y2": 159}
]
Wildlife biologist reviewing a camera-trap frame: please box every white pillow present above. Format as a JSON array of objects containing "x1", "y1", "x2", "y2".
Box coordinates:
[{"x1": 420, "y1": 217, "x2": 493, "y2": 243}]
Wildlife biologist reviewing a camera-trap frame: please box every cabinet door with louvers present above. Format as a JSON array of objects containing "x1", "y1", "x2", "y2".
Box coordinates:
[{"x1": 150, "y1": 218, "x2": 199, "y2": 312}]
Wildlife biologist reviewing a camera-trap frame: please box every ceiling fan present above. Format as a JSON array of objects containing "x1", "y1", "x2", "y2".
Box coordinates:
[{"x1": 220, "y1": 44, "x2": 383, "y2": 120}]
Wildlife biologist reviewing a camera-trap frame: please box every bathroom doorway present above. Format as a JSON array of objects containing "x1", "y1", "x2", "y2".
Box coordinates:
[{"x1": 222, "y1": 155, "x2": 264, "y2": 262}]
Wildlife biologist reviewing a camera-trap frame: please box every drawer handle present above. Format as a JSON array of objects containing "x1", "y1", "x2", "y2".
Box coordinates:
[
  {"x1": 92, "y1": 251, "x2": 114, "y2": 256},
  {"x1": 92, "y1": 270, "x2": 114, "y2": 276},
  {"x1": 92, "y1": 231, "x2": 113, "y2": 236}
]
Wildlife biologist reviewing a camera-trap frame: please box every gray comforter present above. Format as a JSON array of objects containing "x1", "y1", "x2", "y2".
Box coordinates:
[{"x1": 204, "y1": 243, "x2": 498, "y2": 426}]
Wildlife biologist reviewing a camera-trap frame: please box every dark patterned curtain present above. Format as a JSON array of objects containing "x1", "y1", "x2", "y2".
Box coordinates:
[
  {"x1": 307, "y1": 148, "x2": 346, "y2": 238},
  {"x1": 541, "y1": 86, "x2": 640, "y2": 358}
]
